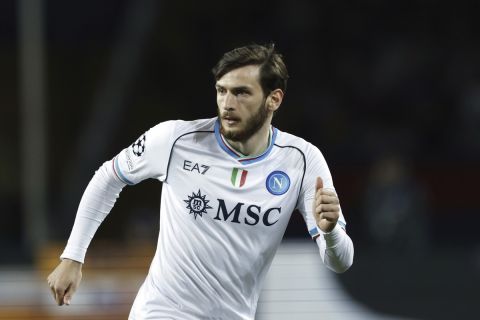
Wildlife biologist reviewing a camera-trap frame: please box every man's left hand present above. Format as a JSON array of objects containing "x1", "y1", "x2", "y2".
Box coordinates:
[{"x1": 313, "y1": 177, "x2": 340, "y2": 233}]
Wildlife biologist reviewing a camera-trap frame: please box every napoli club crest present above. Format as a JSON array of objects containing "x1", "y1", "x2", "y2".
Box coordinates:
[
  {"x1": 184, "y1": 190, "x2": 212, "y2": 219},
  {"x1": 266, "y1": 171, "x2": 290, "y2": 195}
]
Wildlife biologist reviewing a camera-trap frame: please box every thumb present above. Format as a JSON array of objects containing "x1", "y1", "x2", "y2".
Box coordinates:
[
  {"x1": 315, "y1": 176, "x2": 323, "y2": 191},
  {"x1": 63, "y1": 284, "x2": 77, "y2": 306}
]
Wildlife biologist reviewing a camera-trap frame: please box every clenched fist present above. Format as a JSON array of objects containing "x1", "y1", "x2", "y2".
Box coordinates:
[
  {"x1": 313, "y1": 177, "x2": 340, "y2": 233},
  {"x1": 47, "y1": 258, "x2": 83, "y2": 306}
]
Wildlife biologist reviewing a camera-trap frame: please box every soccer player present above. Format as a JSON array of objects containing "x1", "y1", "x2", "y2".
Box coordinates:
[{"x1": 47, "y1": 43, "x2": 354, "y2": 319}]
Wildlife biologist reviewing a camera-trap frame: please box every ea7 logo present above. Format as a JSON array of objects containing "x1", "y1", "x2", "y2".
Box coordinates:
[
  {"x1": 183, "y1": 160, "x2": 210, "y2": 175},
  {"x1": 214, "y1": 199, "x2": 281, "y2": 226}
]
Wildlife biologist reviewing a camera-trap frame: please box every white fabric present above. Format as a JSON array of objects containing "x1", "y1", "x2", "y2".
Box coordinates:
[
  {"x1": 61, "y1": 117, "x2": 354, "y2": 319},
  {"x1": 60, "y1": 161, "x2": 125, "y2": 263},
  {"x1": 316, "y1": 224, "x2": 354, "y2": 273}
]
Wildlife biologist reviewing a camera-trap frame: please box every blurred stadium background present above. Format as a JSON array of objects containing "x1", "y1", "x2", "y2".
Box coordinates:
[{"x1": 1, "y1": 0, "x2": 479, "y2": 319}]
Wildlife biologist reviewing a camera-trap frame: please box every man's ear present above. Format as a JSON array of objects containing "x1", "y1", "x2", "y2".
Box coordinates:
[{"x1": 267, "y1": 89, "x2": 284, "y2": 112}]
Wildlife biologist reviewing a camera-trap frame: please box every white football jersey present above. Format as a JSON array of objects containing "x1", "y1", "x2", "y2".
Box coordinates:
[{"x1": 111, "y1": 117, "x2": 347, "y2": 319}]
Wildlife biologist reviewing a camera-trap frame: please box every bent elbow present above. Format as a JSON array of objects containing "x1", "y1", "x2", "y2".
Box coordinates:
[
  {"x1": 326, "y1": 248, "x2": 354, "y2": 274},
  {"x1": 331, "y1": 258, "x2": 353, "y2": 274}
]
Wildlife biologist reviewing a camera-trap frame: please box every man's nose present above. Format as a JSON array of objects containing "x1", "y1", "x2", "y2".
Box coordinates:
[{"x1": 221, "y1": 92, "x2": 235, "y2": 111}]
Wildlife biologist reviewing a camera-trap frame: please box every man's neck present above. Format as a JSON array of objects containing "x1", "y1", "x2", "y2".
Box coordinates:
[{"x1": 224, "y1": 123, "x2": 271, "y2": 157}]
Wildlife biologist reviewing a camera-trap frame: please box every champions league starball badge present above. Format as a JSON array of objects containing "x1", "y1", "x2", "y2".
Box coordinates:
[
  {"x1": 132, "y1": 134, "x2": 146, "y2": 157},
  {"x1": 184, "y1": 190, "x2": 212, "y2": 219}
]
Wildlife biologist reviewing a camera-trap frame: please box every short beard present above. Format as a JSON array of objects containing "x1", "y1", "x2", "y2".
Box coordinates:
[{"x1": 219, "y1": 100, "x2": 269, "y2": 142}]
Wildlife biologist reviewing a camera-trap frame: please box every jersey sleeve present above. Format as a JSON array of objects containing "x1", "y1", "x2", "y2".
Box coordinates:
[
  {"x1": 296, "y1": 143, "x2": 347, "y2": 239},
  {"x1": 113, "y1": 120, "x2": 176, "y2": 185},
  {"x1": 296, "y1": 143, "x2": 353, "y2": 273},
  {"x1": 60, "y1": 120, "x2": 177, "y2": 263}
]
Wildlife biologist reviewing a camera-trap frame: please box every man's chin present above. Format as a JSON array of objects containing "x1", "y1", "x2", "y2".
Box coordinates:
[
  {"x1": 221, "y1": 126, "x2": 244, "y2": 142},
  {"x1": 222, "y1": 129, "x2": 237, "y2": 139}
]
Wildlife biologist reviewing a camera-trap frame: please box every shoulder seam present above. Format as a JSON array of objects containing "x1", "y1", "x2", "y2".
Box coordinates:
[{"x1": 165, "y1": 130, "x2": 214, "y2": 183}]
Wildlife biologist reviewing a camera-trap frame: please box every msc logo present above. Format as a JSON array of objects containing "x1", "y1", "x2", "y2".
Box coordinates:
[
  {"x1": 266, "y1": 171, "x2": 290, "y2": 195},
  {"x1": 183, "y1": 191, "x2": 282, "y2": 226},
  {"x1": 214, "y1": 199, "x2": 282, "y2": 226},
  {"x1": 184, "y1": 190, "x2": 212, "y2": 219}
]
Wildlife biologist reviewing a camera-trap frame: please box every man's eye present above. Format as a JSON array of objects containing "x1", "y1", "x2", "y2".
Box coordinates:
[{"x1": 236, "y1": 90, "x2": 249, "y2": 96}]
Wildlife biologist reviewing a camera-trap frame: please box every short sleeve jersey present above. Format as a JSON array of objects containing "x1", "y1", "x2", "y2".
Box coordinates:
[{"x1": 114, "y1": 117, "x2": 347, "y2": 319}]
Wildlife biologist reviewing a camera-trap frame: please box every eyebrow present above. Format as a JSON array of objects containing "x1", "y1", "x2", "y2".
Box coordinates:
[{"x1": 215, "y1": 84, "x2": 252, "y2": 91}]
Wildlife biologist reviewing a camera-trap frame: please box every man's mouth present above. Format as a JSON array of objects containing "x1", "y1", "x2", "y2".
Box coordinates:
[{"x1": 222, "y1": 115, "x2": 240, "y2": 125}]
